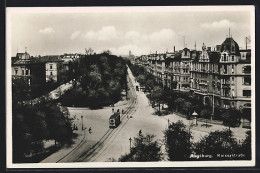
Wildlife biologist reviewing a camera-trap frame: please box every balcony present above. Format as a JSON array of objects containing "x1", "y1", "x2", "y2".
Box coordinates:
[{"x1": 222, "y1": 84, "x2": 230, "y2": 89}]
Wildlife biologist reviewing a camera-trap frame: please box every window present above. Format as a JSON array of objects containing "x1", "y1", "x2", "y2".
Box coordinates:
[
  {"x1": 232, "y1": 56, "x2": 234, "y2": 61},
  {"x1": 50, "y1": 64, "x2": 53, "y2": 69},
  {"x1": 232, "y1": 77, "x2": 234, "y2": 84},
  {"x1": 232, "y1": 65, "x2": 234, "y2": 73},
  {"x1": 243, "y1": 77, "x2": 251, "y2": 85},
  {"x1": 223, "y1": 54, "x2": 227, "y2": 61},
  {"x1": 243, "y1": 90, "x2": 251, "y2": 97},
  {"x1": 26, "y1": 69, "x2": 29, "y2": 75},
  {"x1": 14, "y1": 68, "x2": 18, "y2": 75},
  {"x1": 243, "y1": 66, "x2": 251, "y2": 73},
  {"x1": 50, "y1": 72, "x2": 53, "y2": 76},
  {"x1": 22, "y1": 70, "x2": 24, "y2": 75},
  {"x1": 232, "y1": 101, "x2": 235, "y2": 107}
]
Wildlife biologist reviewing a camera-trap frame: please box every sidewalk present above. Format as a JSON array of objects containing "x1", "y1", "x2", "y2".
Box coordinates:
[
  {"x1": 161, "y1": 112, "x2": 248, "y2": 142},
  {"x1": 20, "y1": 80, "x2": 74, "y2": 105}
]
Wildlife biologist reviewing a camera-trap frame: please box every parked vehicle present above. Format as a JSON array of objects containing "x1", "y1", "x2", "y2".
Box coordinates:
[{"x1": 109, "y1": 112, "x2": 121, "y2": 128}]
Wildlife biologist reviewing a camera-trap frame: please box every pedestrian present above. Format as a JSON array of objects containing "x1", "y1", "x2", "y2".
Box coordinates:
[
  {"x1": 139, "y1": 129, "x2": 142, "y2": 136},
  {"x1": 117, "y1": 109, "x2": 120, "y2": 113},
  {"x1": 122, "y1": 109, "x2": 124, "y2": 114},
  {"x1": 75, "y1": 125, "x2": 78, "y2": 130},
  {"x1": 112, "y1": 108, "x2": 114, "y2": 113},
  {"x1": 73, "y1": 124, "x2": 76, "y2": 130},
  {"x1": 89, "y1": 127, "x2": 92, "y2": 134}
]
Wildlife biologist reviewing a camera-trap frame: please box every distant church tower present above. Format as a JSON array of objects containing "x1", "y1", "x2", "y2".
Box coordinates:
[{"x1": 129, "y1": 50, "x2": 131, "y2": 56}]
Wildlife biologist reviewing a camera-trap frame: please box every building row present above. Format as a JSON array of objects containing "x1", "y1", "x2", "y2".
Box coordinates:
[
  {"x1": 11, "y1": 52, "x2": 80, "y2": 88},
  {"x1": 135, "y1": 36, "x2": 251, "y2": 116}
]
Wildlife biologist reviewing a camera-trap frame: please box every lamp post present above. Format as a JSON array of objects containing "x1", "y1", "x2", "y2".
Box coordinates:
[
  {"x1": 81, "y1": 115, "x2": 84, "y2": 131},
  {"x1": 129, "y1": 137, "x2": 132, "y2": 152}
]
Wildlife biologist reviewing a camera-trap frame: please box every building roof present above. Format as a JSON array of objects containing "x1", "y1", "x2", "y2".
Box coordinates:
[
  {"x1": 12, "y1": 57, "x2": 42, "y2": 65},
  {"x1": 220, "y1": 37, "x2": 240, "y2": 55},
  {"x1": 39, "y1": 55, "x2": 63, "y2": 62},
  {"x1": 190, "y1": 50, "x2": 200, "y2": 61},
  {"x1": 11, "y1": 56, "x2": 19, "y2": 64},
  {"x1": 16, "y1": 52, "x2": 30, "y2": 57},
  {"x1": 208, "y1": 51, "x2": 221, "y2": 63}
]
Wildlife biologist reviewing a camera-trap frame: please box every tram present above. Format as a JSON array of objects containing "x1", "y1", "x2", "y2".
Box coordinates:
[{"x1": 109, "y1": 112, "x2": 121, "y2": 128}]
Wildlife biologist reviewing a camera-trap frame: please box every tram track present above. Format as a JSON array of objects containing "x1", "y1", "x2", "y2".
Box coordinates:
[
  {"x1": 76, "y1": 75, "x2": 138, "y2": 162},
  {"x1": 57, "y1": 68, "x2": 138, "y2": 162}
]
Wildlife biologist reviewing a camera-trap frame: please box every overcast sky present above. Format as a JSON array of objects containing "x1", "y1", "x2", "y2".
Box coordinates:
[{"x1": 7, "y1": 7, "x2": 253, "y2": 57}]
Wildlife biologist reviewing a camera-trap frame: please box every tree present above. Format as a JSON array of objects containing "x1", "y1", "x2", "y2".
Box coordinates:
[
  {"x1": 164, "y1": 120, "x2": 192, "y2": 161},
  {"x1": 43, "y1": 103, "x2": 73, "y2": 146},
  {"x1": 200, "y1": 107, "x2": 211, "y2": 128},
  {"x1": 182, "y1": 101, "x2": 192, "y2": 119},
  {"x1": 149, "y1": 86, "x2": 164, "y2": 114},
  {"x1": 85, "y1": 47, "x2": 94, "y2": 55},
  {"x1": 240, "y1": 130, "x2": 251, "y2": 160},
  {"x1": 174, "y1": 98, "x2": 185, "y2": 112},
  {"x1": 119, "y1": 133, "x2": 162, "y2": 161},
  {"x1": 222, "y1": 108, "x2": 241, "y2": 130},
  {"x1": 102, "y1": 50, "x2": 111, "y2": 55},
  {"x1": 193, "y1": 129, "x2": 240, "y2": 160},
  {"x1": 13, "y1": 112, "x2": 32, "y2": 162}
]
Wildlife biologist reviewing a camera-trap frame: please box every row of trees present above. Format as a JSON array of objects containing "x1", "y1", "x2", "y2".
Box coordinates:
[
  {"x1": 119, "y1": 121, "x2": 251, "y2": 161},
  {"x1": 13, "y1": 100, "x2": 73, "y2": 163},
  {"x1": 59, "y1": 54, "x2": 127, "y2": 108},
  {"x1": 127, "y1": 63, "x2": 249, "y2": 129}
]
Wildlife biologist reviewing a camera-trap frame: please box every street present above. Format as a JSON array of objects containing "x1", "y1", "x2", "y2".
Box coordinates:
[{"x1": 41, "y1": 67, "x2": 248, "y2": 163}]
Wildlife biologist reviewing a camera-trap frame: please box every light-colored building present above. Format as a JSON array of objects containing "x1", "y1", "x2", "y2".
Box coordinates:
[
  {"x1": 39, "y1": 56, "x2": 64, "y2": 82},
  {"x1": 190, "y1": 36, "x2": 251, "y2": 115}
]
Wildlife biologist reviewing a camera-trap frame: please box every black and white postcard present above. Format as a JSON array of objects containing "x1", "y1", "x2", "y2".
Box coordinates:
[{"x1": 6, "y1": 6, "x2": 255, "y2": 168}]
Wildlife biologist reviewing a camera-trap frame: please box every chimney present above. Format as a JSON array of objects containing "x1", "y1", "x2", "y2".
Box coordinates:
[
  {"x1": 156, "y1": 51, "x2": 157, "y2": 55},
  {"x1": 174, "y1": 46, "x2": 175, "y2": 52},
  {"x1": 207, "y1": 47, "x2": 211, "y2": 51}
]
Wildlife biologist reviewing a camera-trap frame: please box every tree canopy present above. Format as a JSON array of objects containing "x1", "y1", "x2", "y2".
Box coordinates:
[
  {"x1": 164, "y1": 120, "x2": 193, "y2": 161},
  {"x1": 119, "y1": 133, "x2": 162, "y2": 162}
]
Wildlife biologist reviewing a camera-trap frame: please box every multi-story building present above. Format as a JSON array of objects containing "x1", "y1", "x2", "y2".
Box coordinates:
[
  {"x1": 39, "y1": 56, "x2": 64, "y2": 82},
  {"x1": 219, "y1": 37, "x2": 251, "y2": 113},
  {"x1": 190, "y1": 44, "x2": 221, "y2": 106},
  {"x1": 190, "y1": 36, "x2": 251, "y2": 115},
  {"x1": 179, "y1": 48, "x2": 191, "y2": 90},
  {"x1": 12, "y1": 52, "x2": 46, "y2": 88}
]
